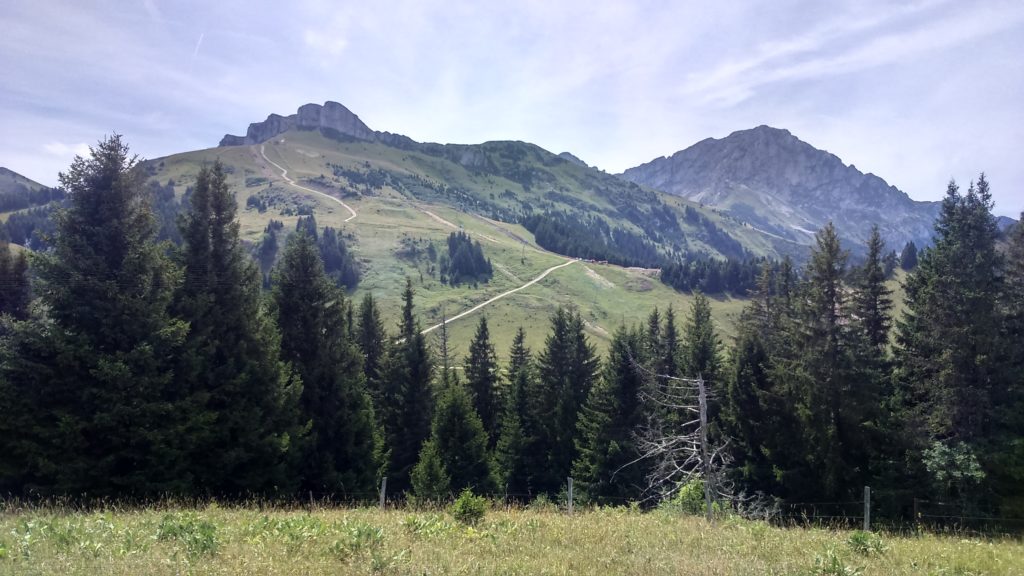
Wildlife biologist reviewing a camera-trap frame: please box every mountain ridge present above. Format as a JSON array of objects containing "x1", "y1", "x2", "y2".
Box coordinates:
[{"x1": 619, "y1": 125, "x2": 942, "y2": 250}]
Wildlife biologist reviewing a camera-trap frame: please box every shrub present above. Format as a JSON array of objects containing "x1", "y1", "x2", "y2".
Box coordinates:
[
  {"x1": 846, "y1": 530, "x2": 886, "y2": 556},
  {"x1": 411, "y1": 440, "x2": 451, "y2": 502},
  {"x1": 811, "y1": 548, "x2": 863, "y2": 576},
  {"x1": 156, "y1": 512, "x2": 219, "y2": 557},
  {"x1": 665, "y1": 478, "x2": 706, "y2": 516},
  {"x1": 449, "y1": 489, "x2": 487, "y2": 525}
]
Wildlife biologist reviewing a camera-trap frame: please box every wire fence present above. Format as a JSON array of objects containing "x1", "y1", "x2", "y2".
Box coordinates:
[{"x1": 7, "y1": 483, "x2": 1024, "y2": 536}]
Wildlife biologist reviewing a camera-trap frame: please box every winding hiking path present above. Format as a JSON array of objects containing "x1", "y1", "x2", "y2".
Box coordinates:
[
  {"x1": 420, "y1": 208, "x2": 502, "y2": 245},
  {"x1": 260, "y1": 143, "x2": 358, "y2": 222},
  {"x1": 420, "y1": 258, "x2": 577, "y2": 335},
  {"x1": 260, "y1": 141, "x2": 586, "y2": 335}
]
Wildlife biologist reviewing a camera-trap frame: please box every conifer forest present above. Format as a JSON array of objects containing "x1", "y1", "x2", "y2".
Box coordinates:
[{"x1": 1, "y1": 135, "x2": 1022, "y2": 531}]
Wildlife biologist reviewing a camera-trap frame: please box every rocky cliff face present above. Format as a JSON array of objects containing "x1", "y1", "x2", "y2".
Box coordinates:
[
  {"x1": 219, "y1": 101, "x2": 375, "y2": 146},
  {"x1": 620, "y1": 126, "x2": 941, "y2": 250}
]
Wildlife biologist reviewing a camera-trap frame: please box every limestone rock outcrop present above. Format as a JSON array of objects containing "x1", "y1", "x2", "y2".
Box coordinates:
[{"x1": 219, "y1": 101, "x2": 375, "y2": 146}]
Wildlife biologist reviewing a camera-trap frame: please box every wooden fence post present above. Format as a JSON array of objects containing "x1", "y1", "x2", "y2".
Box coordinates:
[
  {"x1": 379, "y1": 477, "x2": 387, "y2": 510},
  {"x1": 567, "y1": 477, "x2": 574, "y2": 516},
  {"x1": 863, "y1": 486, "x2": 871, "y2": 531}
]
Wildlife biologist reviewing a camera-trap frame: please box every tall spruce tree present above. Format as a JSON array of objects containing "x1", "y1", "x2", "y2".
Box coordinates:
[
  {"x1": 894, "y1": 176, "x2": 1006, "y2": 508},
  {"x1": 420, "y1": 379, "x2": 495, "y2": 495},
  {"x1": 495, "y1": 327, "x2": 534, "y2": 497},
  {"x1": 770, "y1": 222, "x2": 871, "y2": 500},
  {"x1": 851, "y1": 225, "x2": 893, "y2": 351},
  {"x1": 846, "y1": 225, "x2": 892, "y2": 505},
  {"x1": 723, "y1": 262, "x2": 797, "y2": 496},
  {"x1": 273, "y1": 231, "x2": 379, "y2": 496},
  {"x1": 0, "y1": 135, "x2": 188, "y2": 496},
  {"x1": 464, "y1": 315, "x2": 500, "y2": 442},
  {"x1": 997, "y1": 214, "x2": 1024, "y2": 514},
  {"x1": 895, "y1": 178, "x2": 1003, "y2": 445},
  {"x1": 533, "y1": 307, "x2": 600, "y2": 494},
  {"x1": 356, "y1": 293, "x2": 388, "y2": 412},
  {"x1": 175, "y1": 162, "x2": 301, "y2": 496},
  {"x1": 379, "y1": 277, "x2": 434, "y2": 492},
  {"x1": 900, "y1": 241, "x2": 918, "y2": 271},
  {"x1": 682, "y1": 293, "x2": 722, "y2": 387},
  {"x1": 572, "y1": 325, "x2": 648, "y2": 504}
]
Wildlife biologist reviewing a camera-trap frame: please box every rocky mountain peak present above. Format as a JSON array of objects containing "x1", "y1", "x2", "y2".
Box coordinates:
[
  {"x1": 219, "y1": 101, "x2": 375, "y2": 146},
  {"x1": 620, "y1": 126, "x2": 941, "y2": 250},
  {"x1": 557, "y1": 151, "x2": 588, "y2": 167}
]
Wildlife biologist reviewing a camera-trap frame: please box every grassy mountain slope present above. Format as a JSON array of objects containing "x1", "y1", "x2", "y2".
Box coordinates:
[
  {"x1": 146, "y1": 129, "x2": 754, "y2": 358},
  {"x1": 0, "y1": 167, "x2": 45, "y2": 194},
  {"x1": 0, "y1": 167, "x2": 57, "y2": 223}
]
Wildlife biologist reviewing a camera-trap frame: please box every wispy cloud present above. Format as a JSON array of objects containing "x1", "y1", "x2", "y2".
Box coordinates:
[
  {"x1": 682, "y1": 1, "x2": 1024, "y2": 107},
  {"x1": 42, "y1": 142, "x2": 91, "y2": 158},
  {"x1": 1, "y1": 0, "x2": 1022, "y2": 215}
]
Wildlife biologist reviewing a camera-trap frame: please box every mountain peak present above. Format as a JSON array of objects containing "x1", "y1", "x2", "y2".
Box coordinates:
[
  {"x1": 747, "y1": 124, "x2": 791, "y2": 136},
  {"x1": 557, "y1": 151, "x2": 588, "y2": 168},
  {"x1": 220, "y1": 101, "x2": 374, "y2": 146},
  {"x1": 620, "y1": 126, "x2": 940, "y2": 249}
]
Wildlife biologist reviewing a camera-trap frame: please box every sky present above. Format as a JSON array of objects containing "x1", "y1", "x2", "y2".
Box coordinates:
[{"x1": 2, "y1": 0, "x2": 1022, "y2": 216}]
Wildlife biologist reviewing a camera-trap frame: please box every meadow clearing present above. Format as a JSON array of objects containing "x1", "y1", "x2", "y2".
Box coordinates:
[{"x1": 1, "y1": 502, "x2": 1020, "y2": 575}]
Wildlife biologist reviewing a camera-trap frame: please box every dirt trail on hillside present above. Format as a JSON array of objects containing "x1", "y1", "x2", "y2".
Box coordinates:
[
  {"x1": 420, "y1": 208, "x2": 502, "y2": 244},
  {"x1": 260, "y1": 143, "x2": 357, "y2": 222},
  {"x1": 420, "y1": 258, "x2": 577, "y2": 335}
]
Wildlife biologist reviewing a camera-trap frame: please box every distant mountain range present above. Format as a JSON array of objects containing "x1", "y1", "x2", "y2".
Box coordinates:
[
  {"x1": 620, "y1": 126, "x2": 943, "y2": 251},
  {"x1": 1, "y1": 101, "x2": 1017, "y2": 352},
  {"x1": 219, "y1": 103, "x2": 1016, "y2": 254}
]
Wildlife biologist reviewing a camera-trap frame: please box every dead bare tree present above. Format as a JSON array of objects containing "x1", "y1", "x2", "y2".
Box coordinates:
[{"x1": 625, "y1": 353, "x2": 777, "y2": 521}]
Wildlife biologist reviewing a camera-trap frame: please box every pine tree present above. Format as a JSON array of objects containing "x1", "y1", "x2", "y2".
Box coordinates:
[
  {"x1": 464, "y1": 315, "x2": 500, "y2": 442},
  {"x1": 722, "y1": 260, "x2": 799, "y2": 497},
  {"x1": 682, "y1": 292, "x2": 721, "y2": 386},
  {"x1": 851, "y1": 225, "x2": 893, "y2": 351},
  {"x1": 895, "y1": 178, "x2": 1003, "y2": 444},
  {"x1": 572, "y1": 325, "x2": 648, "y2": 503},
  {"x1": 766, "y1": 222, "x2": 871, "y2": 500},
  {"x1": 900, "y1": 241, "x2": 918, "y2": 270},
  {"x1": 845, "y1": 225, "x2": 892, "y2": 503},
  {"x1": 379, "y1": 277, "x2": 433, "y2": 493},
  {"x1": 425, "y1": 380, "x2": 495, "y2": 494},
  {"x1": 410, "y1": 439, "x2": 451, "y2": 501},
  {"x1": 0, "y1": 135, "x2": 188, "y2": 496},
  {"x1": 533, "y1": 307, "x2": 600, "y2": 495},
  {"x1": 495, "y1": 327, "x2": 533, "y2": 497},
  {"x1": 273, "y1": 231, "x2": 379, "y2": 496},
  {"x1": 175, "y1": 162, "x2": 301, "y2": 496},
  {"x1": 356, "y1": 293, "x2": 388, "y2": 411},
  {"x1": 996, "y1": 214, "x2": 1024, "y2": 514},
  {"x1": 643, "y1": 307, "x2": 661, "y2": 364}
]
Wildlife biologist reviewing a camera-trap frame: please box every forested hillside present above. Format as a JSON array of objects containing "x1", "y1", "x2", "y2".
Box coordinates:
[{"x1": 1, "y1": 137, "x2": 1021, "y2": 527}]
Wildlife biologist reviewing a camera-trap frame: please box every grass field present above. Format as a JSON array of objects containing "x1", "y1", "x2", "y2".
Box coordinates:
[{"x1": 1, "y1": 504, "x2": 1020, "y2": 575}]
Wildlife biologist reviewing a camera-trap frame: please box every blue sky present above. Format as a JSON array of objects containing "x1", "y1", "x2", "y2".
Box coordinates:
[{"x1": 2, "y1": 0, "x2": 1022, "y2": 216}]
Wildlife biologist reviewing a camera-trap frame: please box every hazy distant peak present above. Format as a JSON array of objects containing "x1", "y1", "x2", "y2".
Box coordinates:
[
  {"x1": 557, "y1": 151, "x2": 588, "y2": 167},
  {"x1": 620, "y1": 126, "x2": 941, "y2": 250}
]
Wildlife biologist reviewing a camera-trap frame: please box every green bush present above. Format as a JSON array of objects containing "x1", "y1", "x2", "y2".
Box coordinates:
[
  {"x1": 811, "y1": 548, "x2": 863, "y2": 575},
  {"x1": 411, "y1": 440, "x2": 451, "y2": 502},
  {"x1": 846, "y1": 530, "x2": 886, "y2": 556},
  {"x1": 666, "y1": 478, "x2": 706, "y2": 515},
  {"x1": 449, "y1": 489, "x2": 487, "y2": 525},
  {"x1": 156, "y1": 513, "x2": 219, "y2": 557}
]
